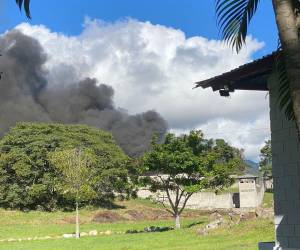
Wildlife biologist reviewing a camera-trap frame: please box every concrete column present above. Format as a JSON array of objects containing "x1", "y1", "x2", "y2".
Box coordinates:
[
  {"x1": 268, "y1": 74, "x2": 300, "y2": 249},
  {"x1": 238, "y1": 177, "x2": 259, "y2": 207}
]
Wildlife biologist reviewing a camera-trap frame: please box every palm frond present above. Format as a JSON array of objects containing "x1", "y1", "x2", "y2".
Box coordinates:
[
  {"x1": 216, "y1": 0, "x2": 260, "y2": 52},
  {"x1": 16, "y1": 0, "x2": 31, "y2": 19},
  {"x1": 275, "y1": 49, "x2": 295, "y2": 121},
  {"x1": 292, "y1": 0, "x2": 300, "y2": 11}
]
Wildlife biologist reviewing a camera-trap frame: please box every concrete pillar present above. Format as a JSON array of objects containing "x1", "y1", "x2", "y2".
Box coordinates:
[
  {"x1": 238, "y1": 176, "x2": 259, "y2": 207},
  {"x1": 268, "y1": 74, "x2": 300, "y2": 250}
]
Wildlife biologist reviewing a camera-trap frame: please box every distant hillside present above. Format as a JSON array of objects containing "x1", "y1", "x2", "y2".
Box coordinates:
[{"x1": 244, "y1": 159, "x2": 260, "y2": 175}]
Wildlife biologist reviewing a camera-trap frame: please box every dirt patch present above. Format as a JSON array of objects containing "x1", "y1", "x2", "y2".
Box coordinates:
[
  {"x1": 60, "y1": 216, "x2": 77, "y2": 224},
  {"x1": 123, "y1": 209, "x2": 171, "y2": 221},
  {"x1": 62, "y1": 207, "x2": 269, "y2": 225},
  {"x1": 119, "y1": 208, "x2": 208, "y2": 221},
  {"x1": 60, "y1": 216, "x2": 90, "y2": 224},
  {"x1": 181, "y1": 210, "x2": 211, "y2": 218},
  {"x1": 92, "y1": 211, "x2": 126, "y2": 223},
  {"x1": 124, "y1": 210, "x2": 146, "y2": 220},
  {"x1": 147, "y1": 209, "x2": 171, "y2": 220}
]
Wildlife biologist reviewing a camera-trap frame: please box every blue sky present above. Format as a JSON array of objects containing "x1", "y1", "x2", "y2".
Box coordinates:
[{"x1": 2, "y1": 0, "x2": 277, "y2": 58}]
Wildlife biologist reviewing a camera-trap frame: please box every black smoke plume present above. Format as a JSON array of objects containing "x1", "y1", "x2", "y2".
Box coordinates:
[{"x1": 0, "y1": 30, "x2": 167, "y2": 157}]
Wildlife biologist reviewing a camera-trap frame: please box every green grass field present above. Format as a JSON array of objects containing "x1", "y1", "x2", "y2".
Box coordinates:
[
  {"x1": 0, "y1": 198, "x2": 274, "y2": 250},
  {"x1": 262, "y1": 192, "x2": 274, "y2": 208}
]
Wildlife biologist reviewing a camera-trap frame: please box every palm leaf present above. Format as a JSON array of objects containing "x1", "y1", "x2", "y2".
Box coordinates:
[
  {"x1": 16, "y1": 0, "x2": 31, "y2": 19},
  {"x1": 216, "y1": 0, "x2": 260, "y2": 52},
  {"x1": 275, "y1": 49, "x2": 295, "y2": 121},
  {"x1": 292, "y1": 0, "x2": 300, "y2": 10}
]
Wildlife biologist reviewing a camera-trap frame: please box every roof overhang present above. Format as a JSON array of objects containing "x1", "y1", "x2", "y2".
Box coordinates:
[{"x1": 194, "y1": 52, "x2": 277, "y2": 95}]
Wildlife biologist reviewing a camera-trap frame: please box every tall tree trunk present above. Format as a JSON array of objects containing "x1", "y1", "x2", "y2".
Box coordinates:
[
  {"x1": 273, "y1": 0, "x2": 300, "y2": 132},
  {"x1": 174, "y1": 213, "x2": 181, "y2": 229},
  {"x1": 75, "y1": 201, "x2": 80, "y2": 238}
]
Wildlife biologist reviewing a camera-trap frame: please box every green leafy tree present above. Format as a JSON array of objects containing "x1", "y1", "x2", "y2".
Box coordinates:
[
  {"x1": 213, "y1": 139, "x2": 246, "y2": 175},
  {"x1": 141, "y1": 131, "x2": 239, "y2": 229},
  {"x1": 259, "y1": 140, "x2": 272, "y2": 176},
  {"x1": 0, "y1": 122, "x2": 131, "y2": 210},
  {"x1": 214, "y1": 0, "x2": 300, "y2": 135},
  {"x1": 49, "y1": 148, "x2": 96, "y2": 238}
]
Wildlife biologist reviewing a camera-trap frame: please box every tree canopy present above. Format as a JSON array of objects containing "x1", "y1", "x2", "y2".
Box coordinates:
[
  {"x1": 0, "y1": 122, "x2": 132, "y2": 210},
  {"x1": 259, "y1": 139, "x2": 272, "y2": 176},
  {"x1": 140, "y1": 131, "x2": 243, "y2": 228}
]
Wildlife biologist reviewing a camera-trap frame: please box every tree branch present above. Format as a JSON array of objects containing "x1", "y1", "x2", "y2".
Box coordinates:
[
  {"x1": 155, "y1": 198, "x2": 174, "y2": 215},
  {"x1": 179, "y1": 188, "x2": 185, "y2": 199},
  {"x1": 176, "y1": 188, "x2": 185, "y2": 209},
  {"x1": 158, "y1": 175, "x2": 176, "y2": 213},
  {"x1": 174, "y1": 186, "x2": 180, "y2": 212},
  {"x1": 178, "y1": 193, "x2": 194, "y2": 215},
  {"x1": 158, "y1": 175, "x2": 166, "y2": 185},
  {"x1": 165, "y1": 186, "x2": 175, "y2": 213}
]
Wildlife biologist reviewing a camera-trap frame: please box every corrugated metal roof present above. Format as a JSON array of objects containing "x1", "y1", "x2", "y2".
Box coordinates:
[{"x1": 194, "y1": 51, "x2": 278, "y2": 92}]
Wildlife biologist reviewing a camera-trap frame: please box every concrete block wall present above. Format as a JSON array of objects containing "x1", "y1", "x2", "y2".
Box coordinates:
[
  {"x1": 137, "y1": 189, "x2": 234, "y2": 209},
  {"x1": 239, "y1": 178, "x2": 259, "y2": 207},
  {"x1": 138, "y1": 178, "x2": 266, "y2": 210},
  {"x1": 183, "y1": 192, "x2": 234, "y2": 209},
  {"x1": 269, "y1": 75, "x2": 300, "y2": 249},
  {"x1": 257, "y1": 178, "x2": 266, "y2": 206}
]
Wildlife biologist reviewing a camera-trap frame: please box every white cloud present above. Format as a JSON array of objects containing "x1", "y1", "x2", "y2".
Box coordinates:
[
  {"x1": 15, "y1": 18, "x2": 270, "y2": 161},
  {"x1": 170, "y1": 114, "x2": 270, "y2": 162},
  {"x1": 199, "y1": 115, "x2": 270, "y2": 162}
]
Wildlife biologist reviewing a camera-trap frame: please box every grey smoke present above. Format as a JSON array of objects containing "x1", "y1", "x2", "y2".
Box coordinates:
[{"x1": 0, "y1": 30, "x2": 167, "y2": 157}]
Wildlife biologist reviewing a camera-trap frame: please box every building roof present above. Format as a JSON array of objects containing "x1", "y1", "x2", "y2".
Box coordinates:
[
  {"x1": 194, "y1": 52, "x2": 277, "y2": 93},
  {"x1": 236, "y1": 174, "x2": 259, "y2": 179}
]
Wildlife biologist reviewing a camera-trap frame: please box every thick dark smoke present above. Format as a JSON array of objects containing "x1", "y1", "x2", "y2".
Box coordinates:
[{"x1": 0, "y1": 30, "x2": 167, "y2": 157}]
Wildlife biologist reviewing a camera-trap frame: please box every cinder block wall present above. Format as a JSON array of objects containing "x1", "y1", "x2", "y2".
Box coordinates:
[
  {"x1": 137, "y1": 189, "x2": 234, "y2": 209},
  {"x1": 238, "y1": 178, "x2": 258, "y2": 207},
  {"x1": 269, "y1": 75, "x2": 300, "y2": 249}
]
